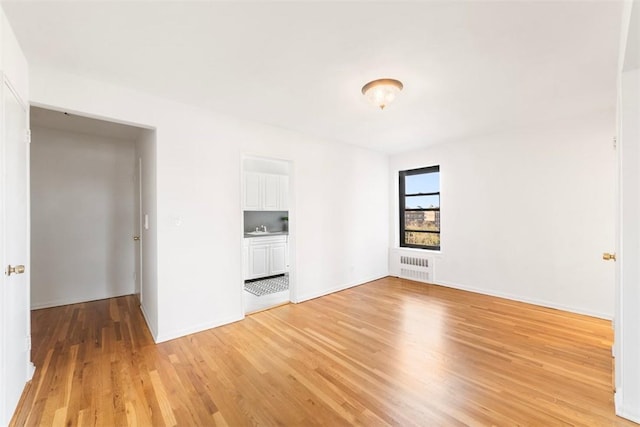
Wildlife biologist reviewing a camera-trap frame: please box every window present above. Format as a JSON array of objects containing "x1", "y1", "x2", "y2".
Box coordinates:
[{"x1": 399, "y1": 166, "x2": 440, "y2": 250}]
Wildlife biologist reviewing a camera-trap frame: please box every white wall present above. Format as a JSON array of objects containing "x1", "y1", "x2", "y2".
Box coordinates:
[
  {"x1": 390, "y1": 110, "x2": 616, "y2": 319},
  {"x1": 29, "y1": 66, "x2": 389, "y2": 342},
  {"x1": 135, "y1": 129, "x2": 158, "y2": 338},
  {"x1": 0, "y1": 9, "x2": 27, "y2": 103},
  {"x1": 30, "y1": 126, "x2": 136, "y2": 308},
  {"x1": 244, "y1": 156, "x2": 289, "y2": 175}
]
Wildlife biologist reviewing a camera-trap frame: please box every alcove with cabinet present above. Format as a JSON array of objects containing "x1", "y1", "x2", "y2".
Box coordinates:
[{"x1": 242, "y1": 156, "x2": 292, "y2": 314}]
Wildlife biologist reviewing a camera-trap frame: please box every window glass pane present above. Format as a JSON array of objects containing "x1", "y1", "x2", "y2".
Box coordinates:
[
  {"x1": 405, "y1": 211, "x2": 440, "y2": 231},
  {"x1": 405, "y1": 172, "x2": 439, "y2": 194},
  {"x1": 405, "y1": 195, "x2": 439, "y2": 209},
  {"x1": 405, "y1": 232, "x2": 440, "y2": 248}
]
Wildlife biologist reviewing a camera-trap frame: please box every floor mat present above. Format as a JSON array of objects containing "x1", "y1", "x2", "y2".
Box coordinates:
[{"x1": 244, "y1": 275, "x2": 289, "y2": 297}]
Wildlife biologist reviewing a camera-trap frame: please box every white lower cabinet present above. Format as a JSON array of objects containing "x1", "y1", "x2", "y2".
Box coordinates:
[
  {"x1": 269, "y1": 242, "x2": 287, "y2": 275},
  {"x1": 244, "y1": 236, "x2": 288, "y2": 280}
]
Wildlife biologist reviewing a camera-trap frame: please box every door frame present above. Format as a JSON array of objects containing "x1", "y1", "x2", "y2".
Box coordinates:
[
  {"x1": 240, "y1": 154, "x2": 296, "y2": 316},
  {"x1": 136, "y1": 156, "x2": 143, "y2": 304}
]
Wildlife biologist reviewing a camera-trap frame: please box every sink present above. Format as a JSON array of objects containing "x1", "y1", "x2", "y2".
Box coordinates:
[{"x1": 246, "y1": 231, "x2": 269, "y2": 235}]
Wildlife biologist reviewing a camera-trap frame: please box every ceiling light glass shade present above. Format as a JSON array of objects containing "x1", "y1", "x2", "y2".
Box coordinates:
[{"x1": 361, "y1": 78, "x2": 403, "y2": 110}]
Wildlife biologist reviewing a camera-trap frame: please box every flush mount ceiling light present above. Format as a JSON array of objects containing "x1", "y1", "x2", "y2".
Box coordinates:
[{"x1": 361, "y1": 78, "x2": 404, "y2": 110}]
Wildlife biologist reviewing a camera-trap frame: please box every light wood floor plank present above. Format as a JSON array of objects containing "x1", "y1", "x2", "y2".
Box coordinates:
[{"x1": 10, "y1": 277, "x2": 637, "y2": 426}]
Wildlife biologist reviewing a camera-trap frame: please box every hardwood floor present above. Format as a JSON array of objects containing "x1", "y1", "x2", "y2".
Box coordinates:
[{"x1": 11, "y1": 277, "x2": 636, "y2": 426}]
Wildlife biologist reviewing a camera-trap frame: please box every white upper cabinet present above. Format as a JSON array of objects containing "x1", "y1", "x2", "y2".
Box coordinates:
[
  {"x1": 262, "y1": 174, "x2": 281, "y2": 210},
  {"x1": 243, "y1": 172, "x2": 262, "y2": 210},
  {"x1": 243, "y1": 172, "x2": 288, "y2": 211},
  {"x1": 279, "y1": 175, "x2": 289, "y2": 210}
]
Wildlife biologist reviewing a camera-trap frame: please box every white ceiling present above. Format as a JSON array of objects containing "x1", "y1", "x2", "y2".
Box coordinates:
[{"x1": 2, "y1": 1, "x2": 623, "y2": 154}]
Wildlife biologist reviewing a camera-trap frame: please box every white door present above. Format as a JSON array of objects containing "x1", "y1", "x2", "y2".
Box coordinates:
[
  {"x1": 1, "y1": 79, "x2": 30, "y2": 425},
  {"x1": 614, "y1": 67, "x2": 640, "y2": 419}
]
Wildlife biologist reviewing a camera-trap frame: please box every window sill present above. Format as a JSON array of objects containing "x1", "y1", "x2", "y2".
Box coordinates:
[{"x1": 395, "y1": 247, "x2": 442, "y2": 255}]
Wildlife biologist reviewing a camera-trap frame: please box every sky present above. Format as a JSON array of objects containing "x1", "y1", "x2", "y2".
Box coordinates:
[{"x1": 405, "y1": 171, "x2": 439, "y2": 209}]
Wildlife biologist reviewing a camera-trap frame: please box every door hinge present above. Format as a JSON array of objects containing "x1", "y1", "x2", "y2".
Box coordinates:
[
  {"x1": 613, "y1": 136, "x2": 617, "y2": 149},
  {"x1": 26, "y1": 129, "x2": 31, "y2": 144}
]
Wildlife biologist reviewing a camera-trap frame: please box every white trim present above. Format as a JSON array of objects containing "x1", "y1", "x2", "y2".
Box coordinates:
[
  {"x1": 393, "y1": 246, "x2": 442, "y2": 256},
  {"x1": 239, "y1": 154, "x2": 246, "y2": 316},
  {"x1": 30, "y1": 291, "x2": 135, "y2": 310},
  {"x1": 27, "y1": 362, "x2": 35, "y2": 381},
  {"x1": 617, "y1": 402, "x2": 640, "y2": 424},
  {"x1": 295, "y1": 274, "x2": 388, "y2": 303},
  {"x1": 0, "y1": 71, "x2": 7, "y2": 427},
  {"x1": 431, "y1": 279, "x2": 612, "y2": 320},
  {"x1": 155, "y1": 314, "x2": 244, "y2": 344},
  {"x1": 139, "y1": 303, "x2": 158, "y2": 342},
  {"x1": 614, "y1": 64, "x2": 625, "y2": 419}
]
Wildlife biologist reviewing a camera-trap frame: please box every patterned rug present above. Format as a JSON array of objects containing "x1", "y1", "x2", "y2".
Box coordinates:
[{"x1": 244, "y1": 274, "x2": 289, "y2": 297}]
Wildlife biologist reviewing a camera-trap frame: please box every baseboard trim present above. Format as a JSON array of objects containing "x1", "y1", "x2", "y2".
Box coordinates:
[
  {"x1": 154, "y1": 314, "x2": 244, "y2": 344},
  {"x1": 31, "y1": 291, "x2": 135, "y2": 310},
  {"x1": 27, "y1": 362, "x2": 35, "y2": 381},
  {"x1": 618, "y1": 408, "x2": 640, "y2": 424},
  {"x1": 139, "y1": 303, "x2": 158, "y2": 343},
  {"x1": 427, "y1": 278, "x2": 612, "y2": 320},
  {"x1": 295, "y1": 274, "x2": 388, "y2": 303},
  {"x1": 615, "y1": 390, "x2": 640, "y2": 424}
]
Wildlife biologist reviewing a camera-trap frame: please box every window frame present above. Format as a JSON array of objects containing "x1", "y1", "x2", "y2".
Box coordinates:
[{"x1": 399, "y1": 165, "x2": 440, "y2": 250}]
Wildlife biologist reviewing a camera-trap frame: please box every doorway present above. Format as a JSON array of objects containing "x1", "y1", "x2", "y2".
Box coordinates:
[
  {"x1": 241, "y1": 156, "x2": 293, "y2": 314},
  {"x1": 29, "y1": 107, "x2": 152, "y2": 309}
]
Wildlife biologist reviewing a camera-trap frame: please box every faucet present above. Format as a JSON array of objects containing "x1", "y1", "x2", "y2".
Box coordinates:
[{"x1": 261, "y1": 225, "x2": 267, "y2": 232}]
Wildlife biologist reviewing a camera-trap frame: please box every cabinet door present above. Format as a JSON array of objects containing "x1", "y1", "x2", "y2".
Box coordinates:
[
  {"x1": 244, "y1": 172, "x2": 262, "y2": 210},
  {"x1": 279, "y1": 175, "x2": 289, "y2": 210},
  {"x1": 248, "y1": 244, "x2": 270, "y2": 279},
  {"x1": 263, "y1": 174, "x2": 280, "y2": 210},
  {"x1": 269, "y1": 243, "x2": 287, "y2": 275}
]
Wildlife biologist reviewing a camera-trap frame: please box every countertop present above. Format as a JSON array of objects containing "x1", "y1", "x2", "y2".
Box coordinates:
[{"x1": 244, "y1": 231, "x2": 288, "y2": 238}]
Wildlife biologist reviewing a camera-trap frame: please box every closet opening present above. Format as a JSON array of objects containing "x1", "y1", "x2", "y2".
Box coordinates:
[{"x1": 29, "y1": 106, "x2": 157, "y2": 319}]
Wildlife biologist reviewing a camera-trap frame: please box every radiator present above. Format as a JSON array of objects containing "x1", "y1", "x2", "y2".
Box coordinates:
[{"x1": 391, "y1": 251, "x2": 433, "y2": 284}]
